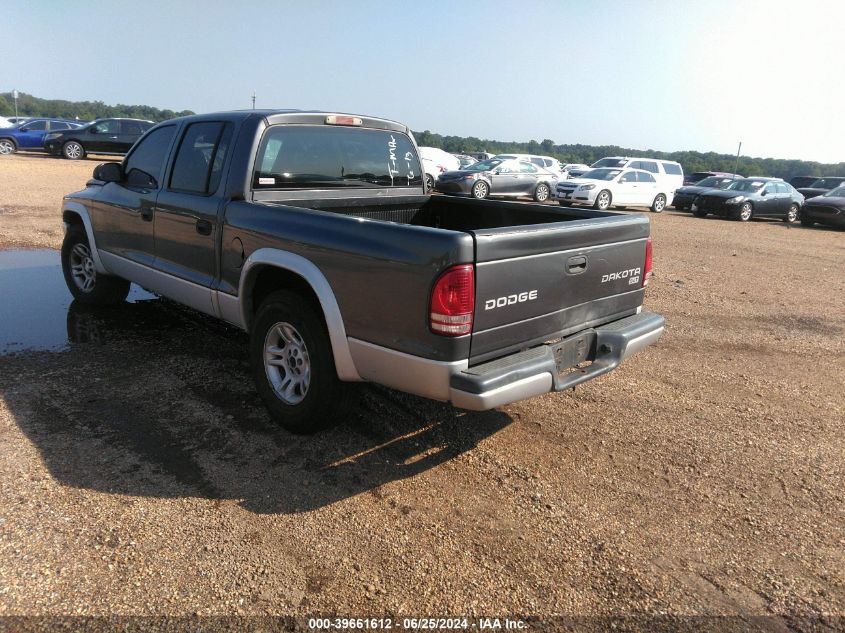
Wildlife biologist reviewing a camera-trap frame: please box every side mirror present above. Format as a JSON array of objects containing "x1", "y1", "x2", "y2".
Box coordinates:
[{"x1": 93, "y1": 162, "x2": 123, "y2": 183}]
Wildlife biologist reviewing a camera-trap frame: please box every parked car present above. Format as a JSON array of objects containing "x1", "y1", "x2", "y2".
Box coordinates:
[
  {"x1": 0, "y1": 116, "x2": 13, "y2": 129},
  {"x1": 560, "y1": 163, "x2": 590, "y2": 178},
  {"x1": 567, "y1": 157, "x2": 684, "y2": 203},
  {"x1": 555, "y1": 167, "x2": 670, "y2": 212},
  {"x1": 671, "y1": 175, "x2": 740, "y2": 211},
  {"x1": 436, "y1": 157, "x2": 558, "y2": 201},
  {"x1": 493, "y1": 153, "x2": 563, "y2": 174},
  {"x1": 683, "y1": 171, "x2": 743, "y2": 186},
  {"x1": 691, "y1": 177, "x2": 804, "y2": 222},
  {"x1": 789, "y1": 176, "x2": 819, "y2": 190},
  {"x1": 418, "y1": 146, "x2": 461, "y2": 191},
  {"x1": 5, "y1": 116, "x2": 32, "y2": 125},
  {"x1": 0, "y1": 118, "x2": 84, "y2": 155},
  {"x1": 58, "y1": 109, "x2": 663, "y2": 433},
  {"x1": 800, "y1": 185, "x2": 845, "y2": 228},
  {"x1": 43, "y1": 117, "x2": 154, "y2": 159},
  {"x1": 795, "y1": 177, "x2": 845, "y2": 200},
  {"x1": 466, "y1": 151, "x2": 494, "y2": 161},
  {"x1": 453, "y1": 153, "x2": 477, "y2": 169}
]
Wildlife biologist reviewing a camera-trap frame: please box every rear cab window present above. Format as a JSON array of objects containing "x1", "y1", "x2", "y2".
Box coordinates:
[{"x1": 253, "y1": 126, "x2": 422, "y2": 189}]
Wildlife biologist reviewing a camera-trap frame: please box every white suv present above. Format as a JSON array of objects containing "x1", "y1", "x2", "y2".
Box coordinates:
[
  {"x1": 554, "y1": 167, "x2": 671, "y2": 212},
  {"x1": 577, "y1": 157, "x2": 684, "y2": 203},
  {"x1": 493, "y1": 153, "x2": 562, "y2": 174}
]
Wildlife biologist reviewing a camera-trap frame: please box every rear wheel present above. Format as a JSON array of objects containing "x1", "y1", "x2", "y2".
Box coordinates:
[
  {"x1": 593, "y1": 190, "x2": 612, "y2": 210},
  {"x1": 0, "y1": 138, "x2": 16, "y2": 155},
  {"x1": 61, "y1": 226, "x2": 129, "y2": 304},
  {"x1": 472, "y1": 180, "x2": 489, "y2": 199},
  {"x1": 651, "y1": 194, "x2": 667, "y2": 213},
  {"x1": 250, "y1": 290, "x2": 357, "y2": 434},
  {"x1": 63, "y1": 141, "x2": 85, "y2": 160},
  {"x1": 692, "y1": 209, "x2": 708, "y2": 218},
  {"x1": 785, "y1": 204, "x2": 799, "y2": 223},
  {"x1": 533, "y1": 183, "x2": 550, "y2": 202}
]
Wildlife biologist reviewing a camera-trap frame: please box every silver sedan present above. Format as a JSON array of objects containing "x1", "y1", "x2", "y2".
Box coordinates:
[{"x1": 434, "y1": 158, "x2": 558, "y2": 201}]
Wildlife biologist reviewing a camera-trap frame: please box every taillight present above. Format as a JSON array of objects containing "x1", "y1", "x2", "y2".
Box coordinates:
[
  {"x1": 437, "y1": 164, "x2": 447, "y2": 173},
  {"x1": 642, "y1": 237, "x2": 653, "y2": 287},
  {"x1": 430, "y1": 264, "x2": 475, "y2": 336}
]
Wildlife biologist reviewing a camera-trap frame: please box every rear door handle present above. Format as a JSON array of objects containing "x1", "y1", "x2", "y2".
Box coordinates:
[
  {"x1": 567, "y1": 256, "x2": 587, "y2": 274},
  {"x1": 196, "y1": 219, "x2": 213, "y2": 235},
  {"x1": 140, "y1": 208, "x2": 153, "y2": 222}
]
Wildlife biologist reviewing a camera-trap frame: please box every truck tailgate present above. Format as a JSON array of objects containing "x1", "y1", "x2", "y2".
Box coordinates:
[{"x1": 470, "y1": 213, "x2": 651, "y2": 363}]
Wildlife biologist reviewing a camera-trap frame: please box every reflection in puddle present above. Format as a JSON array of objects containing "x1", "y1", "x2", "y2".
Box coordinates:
[{"x1": 0, "y1": 249, "x2": 156, "y2": 354}]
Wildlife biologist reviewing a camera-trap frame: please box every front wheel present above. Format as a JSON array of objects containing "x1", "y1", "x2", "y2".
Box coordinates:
[
  {"x1": 0, "y1": 138, "x2": 16, "y2": 155},
  {"x1": 785, "y1": 204, "x2": 799, "y2": 223},
  {"x1": 250, "y1": 290, "x2": 357, "y2": 434},
  {"x1": 63, "y1": 141, "x2": 85, "y2": 160},
  {"x1": 800, "y1": 213, "x2": 814, "y2": 227},
  {"x1": 533, "y1": 183, "x2": 550, "y2": 202},
  {"x1": 651, "y1": 194, "x2": 667, "y2": 213},
  {"x1": 593, "y1": 190, "x2": 612, "y2": 210},
  {"x1": 61, "y1": 226, "x2": 130, "y2": 304},
  {"x1": 472, "y1": 180, "x2": 489, "y2": 199},
  {"x1": 692, "y1": 209, "x2": 708, "y2": 218},
  {"x1": 736, "y1": 202, "x2": 753, "y2": 222}
]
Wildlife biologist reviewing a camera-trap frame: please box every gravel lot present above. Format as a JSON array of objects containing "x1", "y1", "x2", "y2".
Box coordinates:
[{"x1": 0, "y1": 152, "x2": 843, "y2": 629}]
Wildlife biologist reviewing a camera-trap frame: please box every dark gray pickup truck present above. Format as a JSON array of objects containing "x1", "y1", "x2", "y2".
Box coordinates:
[{"x1": 60, "y1": 110, "x2": 664, "y2": 433}]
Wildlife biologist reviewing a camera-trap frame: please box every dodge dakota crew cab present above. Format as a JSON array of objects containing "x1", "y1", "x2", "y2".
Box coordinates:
[{"x1": 60, "y1": 110, "x2": 664, "y2": 433}]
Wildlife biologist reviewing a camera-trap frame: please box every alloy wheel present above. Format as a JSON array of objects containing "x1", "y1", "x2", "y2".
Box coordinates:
[
  {"x1": 263, "y1": 321, "x2": 311, "y2": 405},
  {"x1": 69, "y1": 243, "x2": 97, "y2": 292}
]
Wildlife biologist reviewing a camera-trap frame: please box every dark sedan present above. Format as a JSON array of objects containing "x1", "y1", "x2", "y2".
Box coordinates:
[
  {"x1": 691, "y1": 177, "x2": 804, "y2": 222},
  {"x1": 435, "y1": 158, "x2": 558, "y2": 201},
  {"x1": 43, "y1": 117, "x2": 154, "y2": 159},
  {"x1": 796, "y1": 177, "x2": 845, "y2": 200},
  {"x1": 682, "y1": 171, "x2": 743, "y2": 186},
  {"x1": 801, "y1": 185, "x2": 845, "y2": 228},
  {"x1": 672, "y1": 176, "x2": 738, "y2": 210}
]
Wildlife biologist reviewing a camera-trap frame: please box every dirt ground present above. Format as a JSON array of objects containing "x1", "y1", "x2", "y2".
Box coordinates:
[{"x1": 0, "y1": 152, "x2": 843, "y2": 629}]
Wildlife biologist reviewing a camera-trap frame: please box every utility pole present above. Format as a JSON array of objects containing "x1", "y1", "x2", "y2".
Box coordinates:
[
  {"x1": 734, "y1": 141, "x2": 742, "y2": 178},
  {"x1": 12, "y1": 89, "x2": 18, "y2": 119},
  {"x1": 251, "y1": 91, "x2": 256, "y2": 110}
]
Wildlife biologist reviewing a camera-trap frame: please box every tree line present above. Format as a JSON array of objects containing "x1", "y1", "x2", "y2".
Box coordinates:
[
  {"x1": 1, "y1": 92, "x2": 840, "y2": 179},
  {"x1": 0, "y1": 92, "x2": 193, "y2": 124},
  {"x1": 413, "y1": 131, "x2": 845, "y2": 181}
]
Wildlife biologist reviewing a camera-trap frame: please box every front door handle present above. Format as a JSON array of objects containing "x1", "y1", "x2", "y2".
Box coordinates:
[
  {"x1": 140, "y1": 208, "x2": 153, "y2": 222},
  {"x1": 196, "y1": 219, "x2": 213, "y2": 235}
]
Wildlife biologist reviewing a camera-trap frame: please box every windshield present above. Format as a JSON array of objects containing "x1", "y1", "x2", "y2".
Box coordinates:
[
  {"x1": 810, "y1": 177, "x2": 845, "y2": 189},
  {"x1": 725, "y1": 179, "x2": 765, "y2": 193},
  {"x1": 823, "y1": 186, "x2": 845, "y2": 197},
  {"x1": 591, "y1": 158, "x2": 626, "y2": 168},
  {"x1": 253, "y1": 125, "x2": 422, "y2": 188},
  {"x1": 696, "y1": 176, "x2": 734, "y2": 188},
  {"x1": 466, "y1": 159, "x2": 504, "y2": 172},
  {"x1": 582, "y1": 168, "x2": 623, "y2": 181}
]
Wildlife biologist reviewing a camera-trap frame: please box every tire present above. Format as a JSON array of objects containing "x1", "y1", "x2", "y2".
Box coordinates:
[
  {"x1": 250, "y1": 290, "x2": 357, "y2": 434},
  {"x1": 735, "y1": 202, "x2": 753, "y2": 222},
  {"x1": 692, "y1": 209, "x2": 708, "y2": 218},
  {"x1": 61, "y1": 225, "x2": 130, "y2": 304},
  {"x1": 424, "y1": 174, "x2": 434, "y2": 192},
  {"x1": 63, "y1": 141, "x2": 85, "y2": 160},
  {"x1": 800, "y1": 214, "x2": 814, "y2": 227},
  {"x1": 651, "y1": 194, "x2": 667, "y2": 213},
  {"x1": 785, "y1": 204, "x2": 799, "y2": 223},
  {"x1": 533, "y1": 183, "x2": 550, "y2": 202},
  {"x1": 593, "y1": 189, "x2": 611, "y2": 210},
  {"x1": 472, "y1": 180, "x2": 489, "y2": 199},
  {"x1": 0, "y1": 138, "x2": 16, "y2": 155}
]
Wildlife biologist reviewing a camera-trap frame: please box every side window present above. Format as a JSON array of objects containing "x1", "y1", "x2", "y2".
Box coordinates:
[
  {"x1": 123, "y1": 125, "x2": 177, "y2": 188},
  {"x1": 762, "y1": 184, "x2": 775, "y2": 195},
  {"x1": 775, "y1": 182, "x2": 789, "y2": 194},
  {"x1": 94, "y1": 120, "x2": 119, "y2": 134},
  {"x1": 619, "y1": 171, "x2": 637, "y2": 183},
  {"x1": 640, "y1": 161, "x2": 659, "y2": 174},
  {"x1": 49, "y1": 121, "x2": 69, "y2": 131},
  {"x1": 637, "y1": 172, "x2": 656, "y2": 183},
  {"x1": 170, "y1": 122, "x2": 232, "y2": 195},
  {"x1": 662, "y1": 162, "x2": 683, "y2": 175},
  {"x1": 519, "y1": 161, "x2": 538, "y2": 173},
  {"x1": 22, "y1": 120, "x2": 47, "y2": 131},
  {"x1": 530, "y1": 157, "x2": 544, "y2": 167},
  {"x1": 121, "y1": 121, "x2": 144, "y2": 135},
  {"x1": 497, "y1": 162, "x2": 515, "y2": 174}
]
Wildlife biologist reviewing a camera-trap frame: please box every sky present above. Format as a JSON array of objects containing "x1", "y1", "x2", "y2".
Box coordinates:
[{"x1": 2, "y1": 0, "x2": 844, "y2": 163}]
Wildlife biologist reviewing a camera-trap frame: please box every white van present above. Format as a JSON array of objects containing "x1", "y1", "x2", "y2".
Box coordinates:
[
  {"x1": 493, "y1": 154, "x2": 563, "y2": 174},
  {"x1": 579, "y1": 157, "x2": 684, "y2": 203}
]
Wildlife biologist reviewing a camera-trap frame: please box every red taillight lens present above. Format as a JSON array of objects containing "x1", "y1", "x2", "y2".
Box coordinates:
[
  {"x1": 430, "y1": 264, "x2": 475, "y2": 336},
  {"x1": 642, "y1": 237, "x2": 653, "y2": 287}
]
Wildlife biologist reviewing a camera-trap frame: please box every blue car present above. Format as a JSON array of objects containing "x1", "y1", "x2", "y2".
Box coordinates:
[{"x1": 0, "y1": 118, "x2": 84, "y2": 155}]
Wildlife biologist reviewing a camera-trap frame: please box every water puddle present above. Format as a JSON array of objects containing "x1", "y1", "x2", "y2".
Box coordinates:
[{"x1": 0, "y1": 249, "x2": 156, "y2": 355}]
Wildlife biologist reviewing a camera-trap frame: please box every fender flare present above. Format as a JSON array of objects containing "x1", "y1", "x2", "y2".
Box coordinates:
[
  {"x1": 62, "y1": 201, "x2": 108, "y2": 273},
  {"x1": 239, "y1": 248, "x2": 361, "y2": 382}
]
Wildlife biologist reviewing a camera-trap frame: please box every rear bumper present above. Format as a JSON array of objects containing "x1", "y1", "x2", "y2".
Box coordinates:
[{"x1": 347, "y1": 311, "x2": 664, "y2": 411}]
